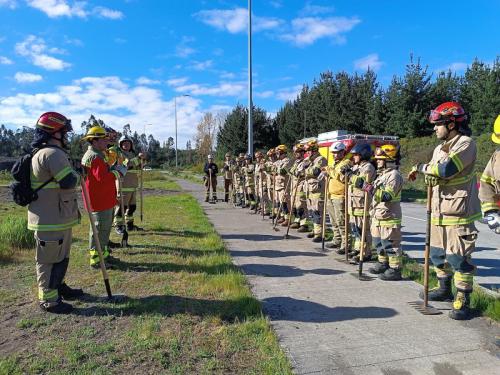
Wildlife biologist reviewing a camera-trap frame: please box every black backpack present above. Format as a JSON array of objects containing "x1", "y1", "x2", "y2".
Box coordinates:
[{"x1": 10, "y1": 147, "x2": 54, "y2": 206}]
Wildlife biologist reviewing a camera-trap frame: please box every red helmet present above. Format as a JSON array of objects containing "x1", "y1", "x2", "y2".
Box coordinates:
[
  {"x1": 429, "y1": 102, "x2": 467, "y2": 125},
  {"x1": 36, "y1": 112, "x2": 72, "y2": 134}
]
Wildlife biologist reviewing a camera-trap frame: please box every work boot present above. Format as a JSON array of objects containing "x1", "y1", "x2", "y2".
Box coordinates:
[
  {"x1": 335, "y1": 248, "x2": 346, "y2": 255},
  {"x1": 250, "y1": 204, "x2": 256, "y2": 210},
  {"x1": 369, "y1": 262, "x2": 389, "y2": 275},
  {"x1": 347, "y1": 250, "x2": 358, "y2": 259},
  {"x1": 349, "y1": 253, "x2": 371, "y2": 264},
  {"x1": 205, "y1": 196, "x2": 209, "y2": 202},
  {"x1": 449, "y1": 291, "x2": 472, "y2": 320},
  {"x1": 115, "y1": 225, "x2": 125, "y2": 235},
  {"x1": 326, "y1": 242, "x2": 340, "y2": 249},
  {"x1": 379, "y1": 268, "x2": 402, "y2": 281},
  {"x1": 419, "y1": 275, "x2": 453, "y2": 302},
  {"x1": 127, "y1": 223, "x2": 144, "y2": 231},
  {"x1": 59, "y1": 283, "x2": 84, "y2": 300},
  {"x1": 108, "y1": 240, "x2": 120, "y2": 249},
  {"x1": 40, "y1": 300, "x2": 73, "y2": 314},
  {"x1": 297, "y1": 225, "x2": 309, "y2": 232},
  {"x1": 307, "y1": 232, "x2": 314, "y2": 238},
  {"x1": 290, "y1": 222, "x2": 300, "y2": 229},
  {"x1": 312, "y1": 236, "x2": 323, "y2": 243}
]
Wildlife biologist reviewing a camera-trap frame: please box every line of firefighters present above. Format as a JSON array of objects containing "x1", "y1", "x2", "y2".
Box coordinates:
[
  {"x1": 27, "y1": 112, "x2": 146, "y2": 314},
  {"x1": 204, "y1": 102, "x2": 500, "y2": 321}
]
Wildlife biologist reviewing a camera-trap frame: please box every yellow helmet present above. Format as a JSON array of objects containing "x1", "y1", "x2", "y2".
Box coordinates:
[
  {"x1": 374, "y1": 144, "x2": 398, "y2": 161},
  {"x1": 81, "y1": 126, "x2": 107, "y2": 141},
  {"x1": 275, "y1": 144, "x2": 288, "y2": 153},
  {"x1": 305, "y1": 140, "x2": 318, "y2": 151},
  {"x1": 493, "y1": 115, "x2": 500, "y2": 145},
  {"x1": 293, "y1": 143, "x2": 305, "y2": 152}
]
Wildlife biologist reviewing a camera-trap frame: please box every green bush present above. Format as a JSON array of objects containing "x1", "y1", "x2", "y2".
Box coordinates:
[{"x1": 0, "y1": 216, "x2": 35, "y2": 250}]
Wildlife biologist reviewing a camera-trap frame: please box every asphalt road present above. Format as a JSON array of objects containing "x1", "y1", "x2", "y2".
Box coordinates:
[{"x1": 401, "y1": 202, "x2": 500, "y2": 291}]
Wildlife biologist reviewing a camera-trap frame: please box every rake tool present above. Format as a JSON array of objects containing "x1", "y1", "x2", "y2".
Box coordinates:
[{"x1": 408, "y1": 184, "x2": 442, "y2": 315}]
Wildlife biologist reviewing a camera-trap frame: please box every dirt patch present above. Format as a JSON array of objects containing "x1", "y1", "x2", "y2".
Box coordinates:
[{"x1": 0, "y1": 186, "x2": 12, "y2": 204}]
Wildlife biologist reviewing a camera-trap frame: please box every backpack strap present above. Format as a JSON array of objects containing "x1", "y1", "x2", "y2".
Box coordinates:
[{"x1": 30, "y1": 146, "x2": 55, "y2": 193}]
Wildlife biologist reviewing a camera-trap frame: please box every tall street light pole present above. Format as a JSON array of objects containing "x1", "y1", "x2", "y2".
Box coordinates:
[
  {"x1": 174, "y1": 94, "x2": 190, "y2": 168},
  {"x1": 247, "y1": 0, "x2": 253, "y2": 156}
]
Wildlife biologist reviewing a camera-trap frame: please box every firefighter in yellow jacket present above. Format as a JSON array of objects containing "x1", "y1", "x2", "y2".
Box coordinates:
[
  {"x1": 409, "y1": 102, "x2": 481, "y2": 320},
  {"x1": 242, "y1": 154, "x2": 256, "y2": 210},
  {"x1": 274, "y1": 145, "x2": 293, "y2": 224},
  {"x1": 28, "y1": 112, "x2": 82, "y2": 314},
  {"x1": 289, "y1": 144, "x2": 308, "y2": 230},
  {"x1": 304, "y1": 140, "x2": 327, "y2": 242},
  {"x1": 114, "y1": 135, "x2": 146, "y2": 232},
  {"x1": 479, "y1": 115, "x2": 500, "y2": 235},
  {"x1": 324, "y1": 142, "x2": 352, "y2": 253},
  {"x1": 254, "y1": 151, "x2": 266, "y2": 213},
  {"x1": 367, "y1": 144, "x2": 404, "y2": 280},
  {"x1": 264, "y1": 148, "x2": 276, "y2": 216},
  {"x1": 347, "y1": 143, "x2": 376, "y2": 262}
]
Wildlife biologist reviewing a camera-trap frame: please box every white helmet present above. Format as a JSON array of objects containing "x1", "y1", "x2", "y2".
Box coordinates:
[
  {"x1": 207, "y1": 154, "x2": 213, "y2": 160},
  {"x1": 330, "y1": 141, "x2": 346, "y2": 153}
]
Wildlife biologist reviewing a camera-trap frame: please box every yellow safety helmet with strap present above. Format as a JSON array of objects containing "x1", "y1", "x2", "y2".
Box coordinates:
[
  {"x1": 81, "y1": 126, "x2": 107, "y2": 142},
  {"x1": 305, "y1": 140, "x2": 318, "y2": 151},
  {"x1": 374, "y1": 144, "x2": 398, "y2": 160},
  {"x1": 275, "y1": 144, "x2": 288, "y2": 153},
  {"x1": 493, "y1": 115, "x2": 500, "y2": 144},
  {"x1": 294, "y1": 143, "x2": 305, "y2": 152}
]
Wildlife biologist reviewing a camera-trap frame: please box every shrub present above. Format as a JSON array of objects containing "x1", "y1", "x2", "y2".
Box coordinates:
[{"x1": 0, "y1": 216, "x2": 35, "y2": 250}]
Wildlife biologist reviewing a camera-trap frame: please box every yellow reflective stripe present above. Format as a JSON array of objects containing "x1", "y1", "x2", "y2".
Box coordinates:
[
  {"x1": 440, "y1": 173, "x2": 474, "y2": 187},
  {"x1": 28, "y1": 218, "x2": 80, "y2": 231},
  {"x1": 39, "y1": 288, "x2": 58, "y2": 301},
  {"x1": 388, "y1": 256, "x2": 402, "y2": 268},
  {"x1": 351, "y1": 208, "x2": 365, "y2": 216},
  {"x1": 31, "y1": 181, "x2": 59, "y2": 189},
  {"x1": 431, "y1": 212, "x2": 482, "y2": 226},
  {"x1": 373, "y1": 218, "x2": 402, "y2": 226},
  {"x1": 54, "y1": 166, "x2": 72, "y2": 182},
  {"x1": 378, "y1": 255, "x2": 388, "y2": 263},
  {"x1": 449, "y1": 152, "x2": 464, "y2": 172},
  {"x1": 481, "y1": 202, "x2": 499, "y2": 212},
  {"x1": 454, "y1": 272, "x2": 474, "y2": 283},
  {"x1": 127, "y1": 170, "x2": 139, "y2": 174},
  {"x1": 431, "y1": 163, "x2": 439, "y2": 176},
  {"x1": 480, "y1": 174, "x2": 496, "y2": 184}
]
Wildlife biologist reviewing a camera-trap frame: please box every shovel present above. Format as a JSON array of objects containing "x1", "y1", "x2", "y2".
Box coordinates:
[{"x1": 408, "y1": 184, "x2": 442, "y2": 315}]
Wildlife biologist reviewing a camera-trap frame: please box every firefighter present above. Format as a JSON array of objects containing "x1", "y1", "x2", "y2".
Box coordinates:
[
  {"x1": 324, "y1": 142, "x2": 352, "y2": 253},
  {"x1": 274, "y1": 145, "x2": 293, "y2": 225},
  {"x1": 114, "y1": 135, "x2": 146, "y2": 232},
  {"x1": 264, "y1": 148, "x2": 276, "y2": 217},
  {"x1": 479, "y1": 115, "x2": 500, "y2": 235},
  {"x1": 289, "y1": 144, "x2": 308, "y2": 230},
  {"x1": 81, "y1": 126, "x2": 126, "y2": 269},
  {"x1": 222, "y1": 152, "x2": 234, "y2": 202},
  {"x1": 347, "y1": 143, "x2": 376, "y2": 262},
  {"x1": 408, "y1": 102, "x2": 481, "y2": 320},
  {"x1": 242, "y1": 154, "x2": 257, "y2": 210},
  {"x1": 28, "y1": 112, "x2": 82, "y2": 314},
  {"x1": 203, "y1": 155, "x2": 218, "y2": 203},
  {"x1": 233, "y1": 153, "x2": 245, "y2": 206},
  {"x1": 304, "y1": 140, "x2": 327, "y2": 242},
  {"x1": 254, "y1": 151, "x2": 266, "y2": 213},
  {"x1": 367, "y1": 144, "x2": 404, "y2": 280}
]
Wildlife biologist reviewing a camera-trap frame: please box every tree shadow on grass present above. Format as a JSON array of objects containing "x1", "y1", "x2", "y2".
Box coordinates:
[
  {"x1": 123, "y1": 244, "x2": 226, "y2": 257},
  {"x1": 74, "y1": 294, "x2": 262, "y2": 322},
  {"x1": 230, "y1": 249, "x2": 327, "y2": 258},
  {"x1": 135, "y1": 229, "x2": 208, "y2": 238},
  {"x1": 110, "y1": 258, "x2": 236, "y2": 274},
  {"x1": 262, "y1": 296, "x2": 398, "y2": 323}
]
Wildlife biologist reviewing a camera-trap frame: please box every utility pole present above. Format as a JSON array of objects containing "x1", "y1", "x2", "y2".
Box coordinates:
[{"x1": 247, "y1": 0, "x2": 253, "y2": 156}]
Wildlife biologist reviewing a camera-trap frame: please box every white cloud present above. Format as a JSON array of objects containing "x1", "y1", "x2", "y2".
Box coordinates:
[
  {"x1": 354, "y1": 53, "x2": 384, "y2": 72},
  {"x1": 256, "y1": 90, "x2": 274, "y2": 99},
  {"x1": 0, "y1": 56, "x2": 13, "y2": 64},
  {"x1": 437, "y1": 62, "x2": 468, "y2": 73},
  {"x1": 195, "y1": 8, "x2": 283, "y2": 34},
  {"x1": 0, "y1": 75, "x2": 204, "y2": 146},
  {"x1": 136, "y1": 77, "x2": 160, "y2": 85},
  {"x1": 189, "y1": 60, "x2": 213, "y2": 71},
  {"x1": 175, "y1": 36, "x2": 196, "y2": 58},
  {"x1": 276, "y1": 85, "x2": 302, "y2": 101},
  {"x1": 93, "y1": 6, "x2": 123, "y2": 19},
  {"x1": 300, "y1": 3, "x2": 335, "y2": 16},
  {"x1": 282, "y1": 16, "x2": 360, "y2": 46},
  {"x1": 14, "y1": 72, "x2": 43, "y2": 83},
  {"x1": 26, "y1": 0, "x2": 87, "y2": 18},
  {"x1": 0, "y1": 0, "x2": 16, "y2": 9},
  {"x1": 175, "y1": 81, "x2": 247, "y2": 97},
  {"x1": 15, "y1": 35, "x2": 71, "y2": 70},
  {"x1": 167, "y1": 77, "x2": 189, "y2": 87}
]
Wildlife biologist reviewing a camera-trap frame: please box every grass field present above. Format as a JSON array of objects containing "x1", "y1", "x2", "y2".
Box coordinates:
[{"x1": 0, "y1": 177, "x2": 292, "y2": 375}]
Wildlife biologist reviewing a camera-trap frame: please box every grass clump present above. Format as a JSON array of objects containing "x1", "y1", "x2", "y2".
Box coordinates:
[{"x1": 0, "y1": 216, "x2": 34, "y2": 261}]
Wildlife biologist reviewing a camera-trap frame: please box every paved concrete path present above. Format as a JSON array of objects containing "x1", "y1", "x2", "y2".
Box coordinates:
[{"x1": 178, "y1": 179, "x2": 500, "y2": 375}]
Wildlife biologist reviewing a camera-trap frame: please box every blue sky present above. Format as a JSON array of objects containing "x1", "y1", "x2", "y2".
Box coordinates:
[{"x1": 0, "y1": 0, "x2": 498, "y2": 147}]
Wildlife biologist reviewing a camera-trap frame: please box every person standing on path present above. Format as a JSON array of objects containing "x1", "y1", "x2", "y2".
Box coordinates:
[
  {"x1": 203, "y1": 155, "x2": 218, "y2": 203},
  {"x1": 264, "y1": 148, "x2": 276, "y2": 217},
  {"x1": 347, "y1": 143, "x2": 376, "y2": 263},
  {"x1": 254, "y1": 151, "x2": 266, "y2": 213},
  {"x1": 408, "y1": 101, "x2": 481, "y2": 320},
  {"x1": 274, "y1": 145, "x2": 293, "y2": 225},
  {"x1": 242, "y1": 154, "x2": 257, "y2": 210},
  {"x1": 366, "y1": 144, "x2": 404, "y2": 281},
  {"x1": 304, "y1": 140, "x2": 327, "y2": 243},
  {"x1": 28, "y1": 112, "x2": 83, "y2": 314},
  {"x1": 289, "y1": 144, "x2": 308, "y2": 230},
  {"x1": 324, "y1": 142, "x2": 352, "y2": 253},
  {"x1": 81, "y1": 126, "x2": 126, "y2": 269},
  {"x1": 222, "y1": 152, "x2": 235, "y2": 203},
  {"x1": 479, "y1": 115, "x2": 500, "y2": 235}
]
